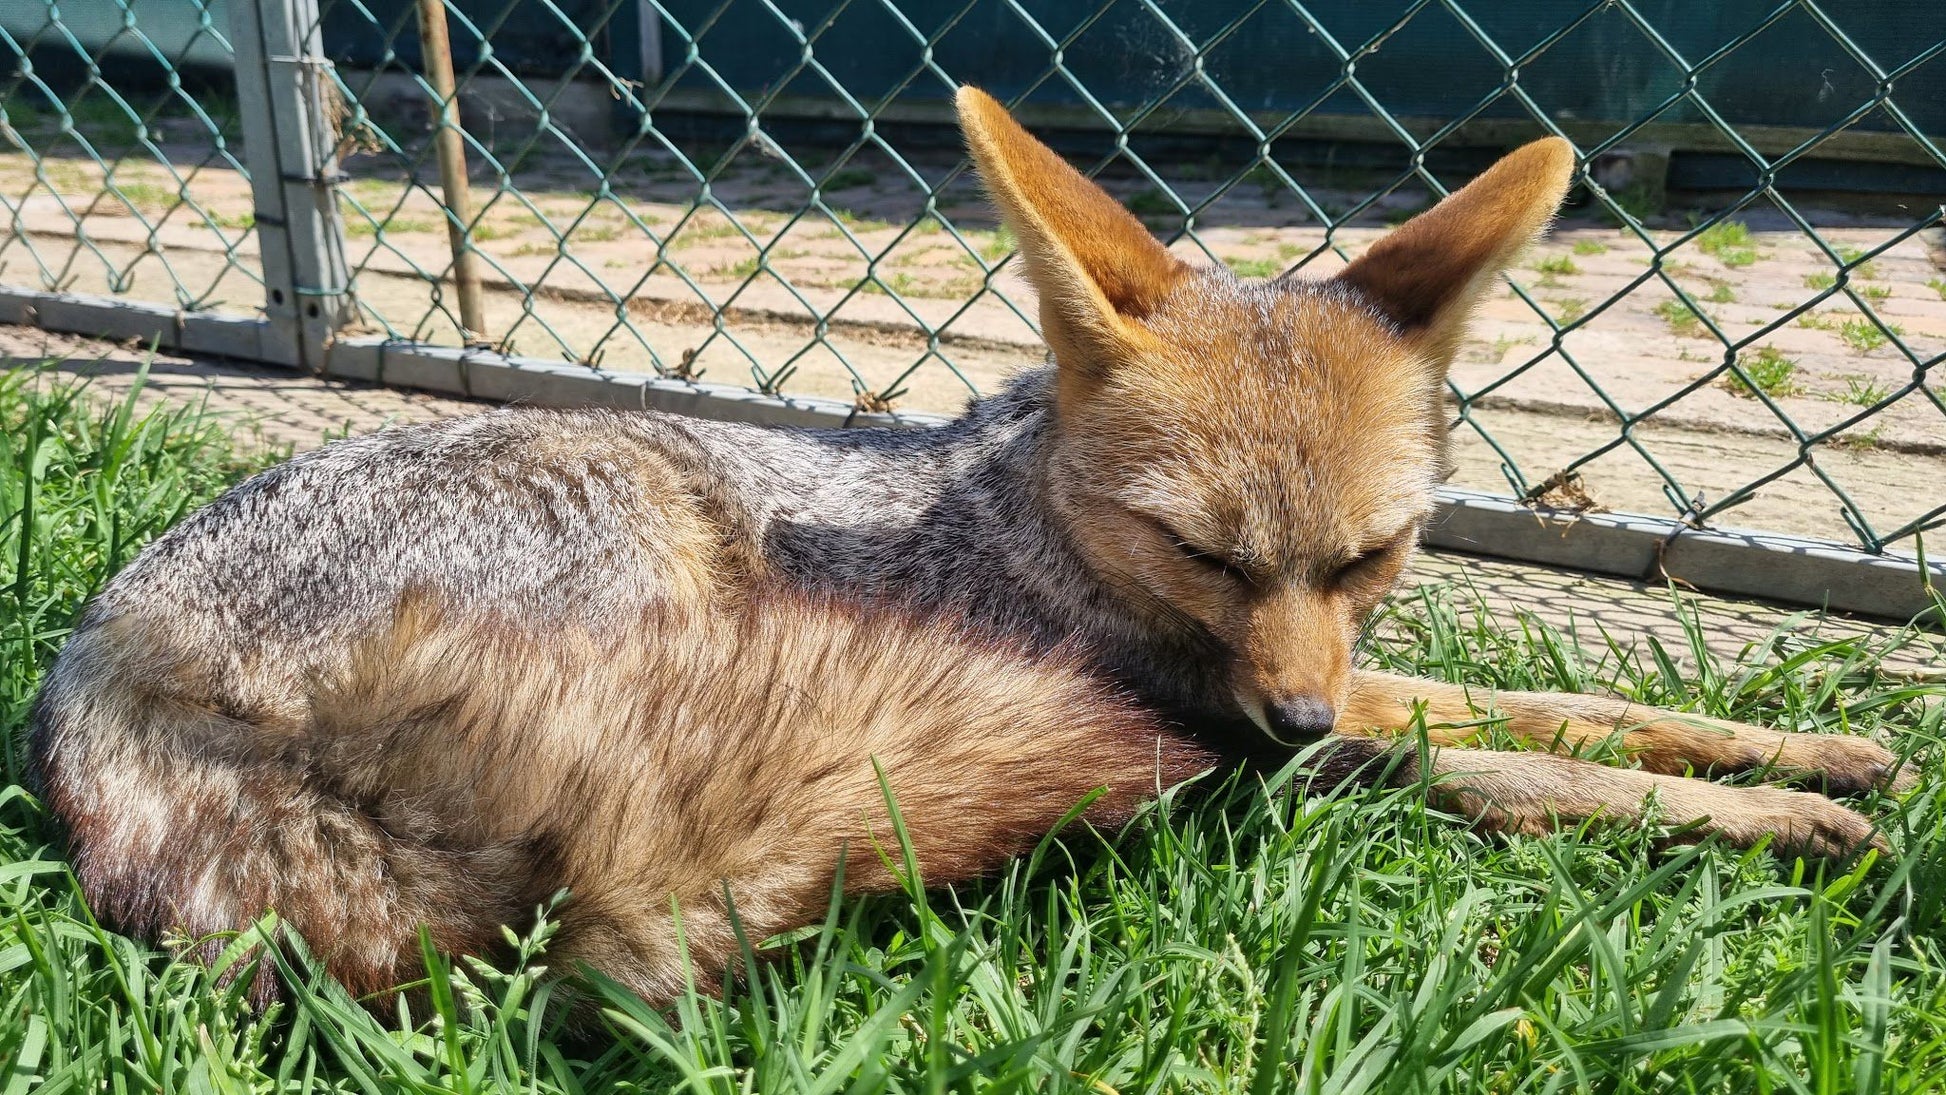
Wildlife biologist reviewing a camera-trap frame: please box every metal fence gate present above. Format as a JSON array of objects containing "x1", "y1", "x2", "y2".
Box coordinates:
[{"x1": 2, "y1": 0, "x2": 1943, "y2": 618}]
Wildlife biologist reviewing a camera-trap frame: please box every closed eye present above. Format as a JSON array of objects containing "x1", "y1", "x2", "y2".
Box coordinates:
[
  {"x1": 1155, "y1": 520, "x2": 1255, "y2": 585},
  {"x1": 1333, "y1": 537, "x2": 1408, "y2": 586}
]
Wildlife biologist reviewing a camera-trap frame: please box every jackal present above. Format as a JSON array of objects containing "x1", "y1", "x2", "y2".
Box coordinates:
[{"x1": 29, "y1": 88, "x2": 1901, "y2": 1007}]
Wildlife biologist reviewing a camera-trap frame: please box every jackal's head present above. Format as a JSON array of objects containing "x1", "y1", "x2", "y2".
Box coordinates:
[{"x1": 958, "y1": 87, "x2": 1573, "y2": 744}]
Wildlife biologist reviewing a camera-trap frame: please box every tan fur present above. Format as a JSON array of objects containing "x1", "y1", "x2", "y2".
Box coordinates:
[
  {"x1": 310, "y1": 593, "x2": 1204, "y2": 1004},
  {"x1": 1413, "y1": 747, "x2": 1885, "y2": 858},
  {"x1": 1335, "y1": 137, "x2": 1577, "y2": 364},
  {"x1": 1343, "y1": 671, "x2": 1908, "y2": 795},
  {"x1": 955, "y1": 87, "x2": 1192, "y2": 405}
]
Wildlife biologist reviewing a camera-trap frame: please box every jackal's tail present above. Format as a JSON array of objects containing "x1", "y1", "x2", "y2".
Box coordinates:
[
  {"x1": 30, "y1": 592, "x2": 1213, "y2": 1007},
  {"x1": 27, "y1": 614, "x2": 534, "y2": 1004}
]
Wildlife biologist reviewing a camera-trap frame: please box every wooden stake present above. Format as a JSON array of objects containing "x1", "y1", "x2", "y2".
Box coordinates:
[{"x1": 414, "y1": 0, "x2": 486, "y2": 344}]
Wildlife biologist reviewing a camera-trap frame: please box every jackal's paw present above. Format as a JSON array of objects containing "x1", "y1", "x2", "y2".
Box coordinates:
[
  {"x1": 1773, "y1": 734, "x2": 1914, "y2": 798},
  {"x1": 1683, "y1": 785, "x2": 1889, "y2": 860}
]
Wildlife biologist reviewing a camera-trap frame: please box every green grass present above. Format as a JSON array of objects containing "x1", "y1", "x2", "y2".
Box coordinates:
[
  {"x1": 1927, "y1": 277, "x2": 1946, "y2": 301},
  {"x1": 859, "y1": 271, "x2": 940, "y2": 297},
  {"x1": 37, "y1": 161, "x2": 94, "y2": 196},
  {"x1": 198, "y1": 209, "x2": 256, "y2": 232},
  {"x1": 1720, "y1": 346, "x2": 1801, "y2": 399},
  {"x1": 1489, "y1": 334, "x2": 1536, "y2": 359},
  {"x1": 1833, "y1": 425, "x2": 1886, "y2": 451},
  {"x1": 20, "y1": 92, "x2": 147, "y2": 146},
  {"x1": 1227, "y1": 256, "x2": 1285, "y2": 279},
  {"x1": 1571, "y1": 240, "x2": 1609, "y2": 256},
  {"x1": 978, "y1": 224, "x2": 1016, "y2": 263},
  {"x1": 1808, "y1": 272, "x2": 1893, "y2": 305},
  {"x1": 830, "y1": 207, "x2": 897, "y2": 235},
  {"x1": 1694, "y1": 220, "x2": 1759, "y2": 267},
  {"x1": 1534, "y1": 255, "x2": 1579, "y2": 277},
  {"x1": 345, "y1": 217, "x2": 440, "y2": 239},
  {"x1": 1829, "y1": 375, "x2": 1892, "y2": 407},
  {"x1": 572, "y1": 222, "x2": 623, "y2": 243},
  {"x1": 343, "y1": 176, "x2": 401, "y2": 203},
  {"x1": 714, "y1": 255, "x2": 762, "y2": 280},
  {"x1": 3, "y1": 369, "x2": 1946, "y2": 1090},
  {"x1": 1839, "y1": 318, "x2": 1903, "y2": 354},
  {"x1": 672, "y1": 212, "x2": 743, "y2": 243},
  {"x1": 1835, "y1": 246, "x2": 1880, "y2": 280},
  {"x1": 109, "y1": 180, "x2": 180, "y2": 215},
  {"x1": 1653, "y1": 298, "x2": 1706, "y2": 338}
]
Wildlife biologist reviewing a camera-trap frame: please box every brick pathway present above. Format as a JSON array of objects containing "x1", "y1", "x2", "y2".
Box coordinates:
[
  {"x1": 6, "y1": 324, "x2": 1937, "y2": 676},
  {"x1": 0, "y1": 325, "x2": 487, "y2": 448}
]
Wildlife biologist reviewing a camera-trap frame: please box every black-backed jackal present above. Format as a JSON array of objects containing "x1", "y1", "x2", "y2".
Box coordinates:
[{"x1": 30, "y1": 88, "x2": 1904, "y2": 1008}]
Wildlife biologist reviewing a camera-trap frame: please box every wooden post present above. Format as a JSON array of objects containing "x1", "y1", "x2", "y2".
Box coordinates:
[{"x1": 414, "y1": 0, "x2": 487, "y2": 344}]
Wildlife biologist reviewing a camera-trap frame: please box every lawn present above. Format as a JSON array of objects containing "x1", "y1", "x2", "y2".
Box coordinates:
[{"x1": 2, "y1": 365, "x2": 1943, "y2": 1092}]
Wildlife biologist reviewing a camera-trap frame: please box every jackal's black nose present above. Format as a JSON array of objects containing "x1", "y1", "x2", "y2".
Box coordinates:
[{"x1": 1267, "y1": 697, "x2": 1336, "y2": 743}]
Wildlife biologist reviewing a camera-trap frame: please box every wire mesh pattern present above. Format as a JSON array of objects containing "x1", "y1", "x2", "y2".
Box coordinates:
[
  {"x1": 0, "y1": 1, "x2": 260, "y2": 312},
  {"x1": 2, "y1": 0, "x2": 1943, "y2": 556}
]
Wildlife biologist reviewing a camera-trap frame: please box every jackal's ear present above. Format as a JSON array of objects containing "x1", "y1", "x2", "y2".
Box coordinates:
[
  {"x1": 1327, "y1": 137, "x2": 1575, "y2": 366},
  {"x1": 956, "y1": 86, "x2": 1190, "y2": 391}
]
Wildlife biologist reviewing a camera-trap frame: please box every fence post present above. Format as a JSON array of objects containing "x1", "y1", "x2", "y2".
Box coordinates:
[
  {"x1": 413, "y1": 0, "x2": 488, "y2": 344},
  {"x1": 229, "y1": 0, "x2": 354, "y2": 371}
]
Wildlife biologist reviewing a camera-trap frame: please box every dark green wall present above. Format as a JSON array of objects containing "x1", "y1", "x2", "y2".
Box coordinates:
[
  {"x1": 649, "y1": 0, "x2": 1945, "y2": 135},
  {"x1": 7, "y1": 1, "x2": 1941, "y2": 146}
]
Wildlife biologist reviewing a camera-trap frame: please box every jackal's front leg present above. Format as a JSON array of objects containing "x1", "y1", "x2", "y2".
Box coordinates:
[
  {"x1": 1341, "y1": 670, "x2": 1907, "y2": 796},
  {"x1": 1399, "y1": 746, "x2": 1888, "y2": 858}
]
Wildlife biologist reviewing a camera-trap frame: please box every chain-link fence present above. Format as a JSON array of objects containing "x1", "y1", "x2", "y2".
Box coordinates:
[
  {"x1": 0, "y1": 2, "x2": 256, "y2": 313},
  {"x1": 3, "y1": 0, "x2": 1943, "y2": 613}
]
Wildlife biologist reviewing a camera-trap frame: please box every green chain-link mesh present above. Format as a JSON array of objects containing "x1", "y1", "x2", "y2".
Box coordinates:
[
  {"x1": 4, "y1": 0, "x2": 1942, "y2": 554},
  {"x1": 2, "y1": 1, "x2": 256, "y2": 309}
]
